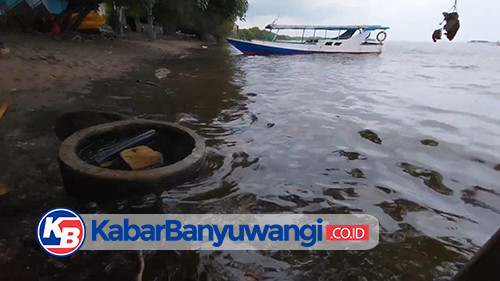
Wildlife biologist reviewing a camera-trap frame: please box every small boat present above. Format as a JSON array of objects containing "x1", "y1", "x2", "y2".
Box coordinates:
[{"x1": 227, "y1": 23, "x2": 390, "y2": 55}]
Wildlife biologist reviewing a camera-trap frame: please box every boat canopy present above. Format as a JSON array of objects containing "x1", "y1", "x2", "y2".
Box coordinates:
[{"x1": 265, "y1": 24, "x2": 390, "y2": 31}]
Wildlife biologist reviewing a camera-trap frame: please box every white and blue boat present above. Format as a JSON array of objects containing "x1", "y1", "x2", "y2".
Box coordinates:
[{"x1": 227, "y1": 23, "x2": 390, "y2": 55}]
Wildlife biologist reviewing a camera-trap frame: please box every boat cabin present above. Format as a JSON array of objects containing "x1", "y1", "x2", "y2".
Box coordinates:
[{"x1": 264, "y1": 24, "x2": 390, "y2": 45}]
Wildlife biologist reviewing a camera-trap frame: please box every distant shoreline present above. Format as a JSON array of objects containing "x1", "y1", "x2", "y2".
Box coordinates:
[{"x1": 467, "y1": 40, "x2": 494, "y2": 44}]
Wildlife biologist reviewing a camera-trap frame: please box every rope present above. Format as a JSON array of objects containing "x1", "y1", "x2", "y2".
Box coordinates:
[
  {"x1": 450, "y1": 0, "x2": 458, "y2": 12},
  {"x1": 439, "y1": 0, "x2": 458, "y2": 26}
]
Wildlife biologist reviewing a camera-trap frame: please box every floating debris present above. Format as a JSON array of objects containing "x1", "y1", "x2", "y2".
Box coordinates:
[
  {"x1": 421, "y1": 139, "x2": 439, "y2": 147},
  {"x1": 266, "y1": 122, "x2": 275, "y2": 128},
  {"x1": 359, "y1": 129, "x2": 382, "y2": 145},
  {"x1": 494, "y1": 164, "x2": 500, "y2": 171},
  {"x1": 246, "y1": 93, "x2": 258, "y2": 97},
  {"x1": 120, "y1": 146, "x2": 164, "y2": 170},
  {"x1": 154, "y1": 68, "x2": 171, "y2": 79}
]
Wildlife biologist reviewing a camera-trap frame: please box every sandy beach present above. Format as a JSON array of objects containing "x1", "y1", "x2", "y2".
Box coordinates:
[{"x1": 0, "y1": 33, "x2": 203, "y2": 95}]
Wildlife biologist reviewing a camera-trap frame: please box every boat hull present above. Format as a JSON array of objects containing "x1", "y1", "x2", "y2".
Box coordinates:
[{"x1": 227, "y1": 37, "x2": 384, "y2": 55}]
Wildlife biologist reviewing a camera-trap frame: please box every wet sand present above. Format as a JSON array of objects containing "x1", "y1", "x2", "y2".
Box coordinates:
[{"x1": 0, "y1": 33, "x2": 203, "y2": 95}]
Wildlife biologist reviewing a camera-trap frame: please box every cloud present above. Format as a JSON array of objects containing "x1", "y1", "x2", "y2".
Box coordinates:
[{"x1": 238, "y1": 0, "x2": 500, "y2": 42}]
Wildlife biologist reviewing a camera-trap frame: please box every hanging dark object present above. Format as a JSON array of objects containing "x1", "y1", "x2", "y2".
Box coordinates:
[
  {"x1": 432, "y1": 29, "x2": 442, "y2": 42},
  {"x1": 432, "y1": 0, "x2": 460, "y2": 42},
  {"x1": 442, "y1": 12, "x2": 460, "y2": 41}
]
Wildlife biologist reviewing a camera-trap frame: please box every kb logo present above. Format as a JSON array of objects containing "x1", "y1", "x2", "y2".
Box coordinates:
[{"x1": 37, "y1": 208, "x2": 86, "y2": 256}]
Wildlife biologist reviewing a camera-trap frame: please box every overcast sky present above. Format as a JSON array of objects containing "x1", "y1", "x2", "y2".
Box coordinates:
[{"x1": 237, "y1": 0, "x2": 500, "y2": 42}]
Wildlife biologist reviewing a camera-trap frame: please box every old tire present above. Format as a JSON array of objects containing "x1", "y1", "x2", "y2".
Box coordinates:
[{"x1": 59, "y1": 119, "x2": 205, "y2": 199}]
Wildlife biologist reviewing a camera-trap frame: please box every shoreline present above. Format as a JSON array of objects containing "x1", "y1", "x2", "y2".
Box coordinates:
[{"x1": 0, "y1": 33, "x2": 205, "y2": 95}]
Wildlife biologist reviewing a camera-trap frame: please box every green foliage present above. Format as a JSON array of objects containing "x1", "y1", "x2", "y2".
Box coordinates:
[
  {"x1": 102, "y1": 0, "x2": 248, "y2": 38},
  {"x1": 238, "y1": 26, "x2": 293, "y2": 41},
  {"x1": 196, "y1": 0, "x2": 209, "y2": 11},
  {"x1": 152, "y1": 0, "x2": 248, "y2": 39}
]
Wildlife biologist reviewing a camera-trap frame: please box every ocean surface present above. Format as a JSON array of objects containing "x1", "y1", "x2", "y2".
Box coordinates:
[
  {"x1": 1, "y1": 41, "x2": 499, "y2": 281},
  {"x1": 180, "y1": 42, "x2": 500, "y2": 280}
]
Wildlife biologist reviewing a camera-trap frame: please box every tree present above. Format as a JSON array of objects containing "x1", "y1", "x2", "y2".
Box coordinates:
[
  {"x1": 238, "y1": 26, "x2": 292, "y2": 41},
  {"x1": 64, "y1": 0, "x2": 248, "y2": 39},
  {"x1": 152, "y1": 0, "x2": 248, "y2": 39}
]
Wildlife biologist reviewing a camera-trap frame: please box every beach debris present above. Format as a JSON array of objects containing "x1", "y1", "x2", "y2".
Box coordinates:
[
  {"x1": 421, "y1": 139, "x2": 439, "y2": 147},
  {"x1": 359, "y1": 129, "x2": 382, "y2": 145},
  {"x1": 92, "y1": 129, "x2": 157, "y2": 164},
  {"x1": 136, "y1": 79, "x2": 160, "y2": 88},
  {"x1": 202, "y1": 45, "x2": 208, "y2": 49},
  {"x1": 0, "y1": 40, "x2": 9, "y2": 55},
  {"x1": 71, "y1": 34, "x2": 83, "y2": 43},
  {"x1": 154, "y1": 68, "x2": 171, "y2": 79},
  {"x1": 179, "y1": 73, "x2": 199, "y2": 78},
  {"x1": 37, "y1": 54, "x2": 60, "y2": 64},
  {"x1": 120, "y1": 146, "x2": 164, "y2": 170},
  {"x1": 0, "y1": 103, "x2": 8, "y2": 121},
  {"x1": 0, "y1": 47, "x2": 9, "y2": 55},
  {"x1": 0, "y1": 181, "x2": 8, "y2": 197}
]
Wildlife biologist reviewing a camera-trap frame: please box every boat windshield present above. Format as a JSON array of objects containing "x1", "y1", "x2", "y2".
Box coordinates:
[{"x1": 331, "y1": 29, "x2": 358, "y2": 40}]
